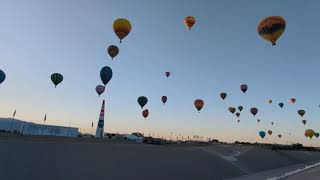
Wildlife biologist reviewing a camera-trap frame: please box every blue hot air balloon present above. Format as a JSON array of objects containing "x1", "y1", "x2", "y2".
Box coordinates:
[
  {"x1": 100, "y1": 66, "x2": 113, "y2": 86},
  {"x1": 0, "y1": 69, "x2": 6, "y2": 85},
  {"x1": 259, "y1": 131, "x2": 266, "y2": 139}
]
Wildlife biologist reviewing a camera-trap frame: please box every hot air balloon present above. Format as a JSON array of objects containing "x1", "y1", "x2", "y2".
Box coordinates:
[
  {"x1": 194, "y1": 99, "x2": 204, "y2": 112},
  {"x1": 315, "y1": 133, "x2": 319, "y2": 138},
  {"x1": 138, "y1": 96, "x2": 148, "y2": 109},
  {"x1": 279, "y1": 102, "x2": 284, "y2": 108},
  {"x1": 237, "y1": 120, "x2": 240, "y2": 123},
  {"x1": 257, "y1": 119, "x2": 261, "y2": 123},
  {"x1": 268, "y1": 99, "x2": 273, "y2": 104},
  {"x1": 95, "y1": 85, "x2": 105, "y2": 97},
  {"x1": 297, "y1": 110, "x2": 305, "y2": 117},
  {"x1": 268, "y1": 130, "x2": 273, "y2": 136},
  {"x1": 107, "y1": 45, "x2": 119, "y2": 59},
  {"x1": 240, "y1": 84, "x2": 248, "y2": 94},
  {"x1": 278, "y1": 134, "x2": 282, "y2": 138},
  {"x1": 238, "y1": 106, "x2": 243, "y2": 112},
  {"x1": 259, "y1": 131, "x2": 266, "y2": 139},
  {"x1": 302, "y1": 120, "x2": 307, "y2": 125},
  {"x1": 289, "y1": 98, "x2": 296, "y2": 104},
  {"x1": 220, "y1": 92, "x2": 227, "y2": 100},
  {"x1": 271, "y1": 122, "x2": 274, "y2": 125},
  {"x1": 162, "y1": 96, "x2": 167, "y2": 104},
  {"x1": 250, "y1": 107, "x2": 258, "y2": 116},
  {"x1": 235, "y1": 112, "x2": 240, "y2": 118},
  {"x1": 165, "y1": 72, "x2": 170, "y2": 78},
  {"x1": 51, "y1": 73, "x2": 63, "y2": 88},
  {"x1": 0, "y1": 69, "x2": 6, "y2": 85},
  {"x1": 257, "y1": 16, "x2": 286, "y2": 46},
  {"x1": 305, "y1": 129, "x2": 315, "y2": 139},
  {"x1": 184, "y1": 16, "x2": 195, "y2": 30},
  {"x1": 142, "y1": 109, "x2": 149, "y2": 119},
  {"x1": 228, "y1": 107, "x2": 236, "y2": 114},
  {"x1": 100, "y1": 66, "x2": 113, "y2": 86},
  {"x1": 113, "y1": 18, "x2": 131, "y2": 43}
]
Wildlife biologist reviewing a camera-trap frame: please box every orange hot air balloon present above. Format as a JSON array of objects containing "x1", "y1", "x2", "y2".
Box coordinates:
[
  {"x1": 142, "y1": 109, "x2": 149, "y2": 119},
  {"x1": 257, "y1": 16, "x2": 286, "y2": 46},
  {"x1": 161, "y1": 96, "x2": 167, "y2": 105},
  {"x1": 113, "y1": 18, "x2": 131, "y2": 43},
  {"x1": 289, "y1": 98, "x2": 296, "y2": 104},
  {"x1": 184, "y1": 16, "x2": 195, "y2": 30},
  {"x1": 305, "y1": 129, "x2": 315, "y2": 139},
  {"x1": 228, "y1": 107, "x2": 236, "y2": 114},
  {"x1": 107, "y1": 45, "x2": 119, "y2": 59},
  {"x1": 194, "y1": 99, "x2": 204, "y2": 112},
  {"x1": 268, "y1": 130, "x2": 273, "y2": 136}
]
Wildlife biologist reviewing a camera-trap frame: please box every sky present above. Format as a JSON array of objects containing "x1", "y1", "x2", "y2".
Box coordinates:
[{"x1": 1, "y1": 0, "x2": 320, "y2": 145}]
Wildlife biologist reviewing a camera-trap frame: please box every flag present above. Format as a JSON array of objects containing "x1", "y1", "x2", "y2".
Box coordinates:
[{"x1": 13, "y1": 110, "x2": 16, "y2": 118}]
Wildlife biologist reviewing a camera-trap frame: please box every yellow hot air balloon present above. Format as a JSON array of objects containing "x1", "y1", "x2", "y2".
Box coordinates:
[
  {"x1": 305, "y1": 129, "x2": 315, "y2": 139},
  {"x1": 184, "y1": 16, "x2": 195, "y2": 30},
  {"x1": 113, "y1": 18, "x2": 131, "y2": 43},
  {"x1": 257, "y1": 16, "x2": 286, "y2": 46}
]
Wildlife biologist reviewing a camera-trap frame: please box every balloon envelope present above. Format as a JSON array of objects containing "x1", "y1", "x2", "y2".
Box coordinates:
[
  {"x1": 268, "y1": 130, "x2": 273, "y2": 136},
  {"x1": 259, "y1": 131, "x2": 266, "y2": 139},
  {"x1": 142, "y1": 109, "x2": 149, "y2": 119},
  {"x1": 107, "y1": 45, "x2": 119, "y2": 59},
  {"x1": 194, "y1": 99, "x2": 204, "y2": 112},
  {"x1": 235, "y1": 112, "x2": 240, "y2": 118},
  {"x1": 302, "y1": 120, "x2": 307, "y2": 125},
  {"x1": 297, "y1": 110, "x2": 305, "y2": 117},
  {"x1": 238, "y1": 106, "x2": 243, "y2": 112},
  {"x1": 113, "y1": 18, "x2": 131, "y2": 43},
  {"x1": 228, "y1": 107, "x2": 236, "y2": 114},
  {"x1": 161, "y1": 96, "x2": 167, "y2": 104},
  {"x1": 220, "y1": 92, "x2": 227, "y2": 100},
  {"x1": 315, "y1": 133, "x2": 319, "y2": 138},
  {"x1": 240, "y1": 84, "x2": 248, "y2": 94},
  {"x1": 305, "y1": 129, "x2": 315, "y2": 139},
  {"x1": 0, "y1": 69, "x2": 6, "y2": 85},
  {"x1": 250, "y1": 107, "x2": 258, "y2": 116},
  {"x1": 257, "y1": 16, "x2": 286, "y2": 46},
  {"x1": 96, "y1": 85, "x2": 105, "y2": 96},
  {"x1": 279, "y1": 102, "x2": 284, "y2": 108},
  {"x1": 289, "y1": 98, "x2": 296, "y2": 104},
  {"x1": 184, "y1": 16, "x2": 195, "y2": 30},
  {"x1": 100, "y1": 66, "x2": 113, "y2": 86},
  {"x1": 165, "y1": 72, "x2": 170, "y2": 77},
  {"x1": 51, "y1": 73, "x2": 63, "y2": 88},
  {"x1": 138, "y1": 96, "x2": 148, "y2": 109}
]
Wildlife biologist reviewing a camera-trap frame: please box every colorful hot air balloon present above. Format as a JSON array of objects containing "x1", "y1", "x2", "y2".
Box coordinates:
[
  {"x1": 194, "y1": 99, "x2": 204, "y2": 112},
  {"x1": 228, "y1": 107, "x2": 236, "y2": 114},
  {"x1": 315, "y1": 133, "x2": 319, "y2": 138},
  {"x1": 279, "y1": 102, "x2": 284, "y2": 108},
  {"x1": 238, "y1": 106, "x2": 243, "y2": 112},
  {"x1": 138, "y1": 96, "x2": 148, "y2": 109},
  {"x1": 100, "y1": 66, "x2": 113, "y2": 86},
  {"x1": 161, "y1": 96, "x2": 167, "y2": 104},
  {"x1": 235, "y1": 112, "x2": 240, "y2": 118},
  {"x1": 142, "y1": 109, "x2": 149, "y2": 119},
  {"x1": 220, "y1": 92, "x2": 227, "y2": 100},
  {"x1": 259, "y1": 131, "x2": 266, "y2": 139},
  {"x1": 250, "y1": 107, "x2": 258, "y2": 116},
  {"x1": 95, "y1": 85, "x2": 105, "y2": 97},
  {"x1": 257, "y1": 16, "x2": 286, "y2": 46},
  {"x1": 0, "y1": 69, "x2": 6, "y2": 85},
  {"x1": 113, "y1": 18, "x2": 131, "y2": 43},
  {"x1": 51, "y1": 73, "x2": 63, "y2": 88},
  {"x1": 240, "y1": 84, "x2": 248, "y2": 94},
  {"x1": 268, "y1": 99, "x2": 273, "y2": 104},
  {"x1": 165, "y1": 72, "x2": 170, "y2": 78},
  {"x1": 289, "y1": 98, "x2": 296, "y2": 104},
  {"x1": 278, "y1": 134, "x2": 282, "y2": 138},
  {"x1": 107, "y1": 45, "x2": 119, "y2": 59},
  {"x1": 297, "y1": 110, "x2": 305, "y2": 117},
  {"x1": 184, "y1": 16, "x2": 195, "y2": 30},
  {"x1": 302, "y1": 120, "x2": 307, "y2": 125},
  {"x1": 305, "y1": 129, "x2": 315, "y2": 139},
  {"x1": 268, "y1": 130, "x2": 273, "y2": 136}
]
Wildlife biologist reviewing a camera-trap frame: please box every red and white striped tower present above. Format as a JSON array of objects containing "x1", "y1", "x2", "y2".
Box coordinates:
[{"x1": 95, "y1": 100, "x2": 105, "y2": 138}]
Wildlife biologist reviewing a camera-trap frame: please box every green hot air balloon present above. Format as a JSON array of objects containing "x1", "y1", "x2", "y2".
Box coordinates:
[
  {"x1": 51, "y1": 73, "x2": 63, "y2": 88},
  {"x1": 100, "y1": 66, "x2": 113, "y2": 86},
  {"x1": 138, "y1": 96, "x2": 148, "y2": 109},
  {"x1": 238, "y1": 106, "x2": 243, "y2": 112},
  {"x1": 0, "y1": 69, "x2": 6, "y2": 85}
]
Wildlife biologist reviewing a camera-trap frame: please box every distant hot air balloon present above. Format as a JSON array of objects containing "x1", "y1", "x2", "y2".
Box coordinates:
[
  {"x1": 279, "y1": 102, "x2": 284, "y2": 108},
  {"x1": 237, "y1": 120, "x2": 240, "y2": 123},
  {"x1": 138, "y1": 96, "x2": 148, "y2": 109},
  {"x1": 194, "y1": 99, "x2": 204, "y2": 112},
  {"x1": 240, "y1": 84, "x2": 248, "y2": 94},
  {"x1": 238, "y1": 106, "x2": 243, "y2": 112},
  {"x1": 271, "y1": 122, "x2": 274, "y2": 125},
  {"x1": 289, "y1": 98, "x2": 296, "y2": 104},
  {"x1": 302, "y1": 120, "x2": 307, "y2": 125},
  {"x1": 113, "y1": 18, "x2": 131, "y2": 43},
  {"x1": 0, "y1": 69, "x2": 6, "y2": 85},
  {"x1": 250, "y1": 107, "x2": 258, "y2": 116},
  {"x1": 257, "y1": 16, "x2": 286, "y2": 46},
  {"x1": 107, "y1": 45, "x2": 119, "y2": 59},
  {"x1": 257, "y1": 119, "x2": 261, "y2": 123},
  {"x1": 315, "y1": 133, "x2": 319, "y2": 138},
  {"x1": 95, "y1": 85, "x2": 105, "y2": 97},
  {"x1": 259, "y1": 131, "x2": 266, "y2": 139},
  {"x1": 220, "y1": 92, "x2": 227, "y2": 100},
  {"x1": 161, "y1": 96, "x2": 167, "y2": 104},
  {"x1": 278, "y1": 134, "x2": 282, "y2": 138},
  {"x1": 305, "y1": 129, "x2": 315, "y2": 139},
  {"x1": 268, "y1": 99, "x2": 273, "y2": 104},
  {"x1": 235, "y1": 112, "x2": 240, "y2": 118},
  {"x1": 228, "y1": 107, "x2": 236, "y2": 114},
  {"x1": 100, "y1": 66, "x2": 113, "y2": 86},
  {"x1": 142, "y1": 109, "x2": 149, "y2": 119},
  {"x1": 268, "y1": 130, "x2": 273, "y2": 136},
  {"x1": 184, "y1": 16, "x2": 195, "y2": 30},
  {"x1": 297, "y1": 110, "x2": 305, "y2": 117},
  {"x1": 51, "y1": 73, "x2": 63, "y2": 88},
  {"x1": 165, "y1": 72, "x2": 170, "y2": 78}
]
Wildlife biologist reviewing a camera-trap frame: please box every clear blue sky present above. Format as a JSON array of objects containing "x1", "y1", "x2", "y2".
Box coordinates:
[{"x1": 1, "y1": 0, "x2": 320, "y2": 145}]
